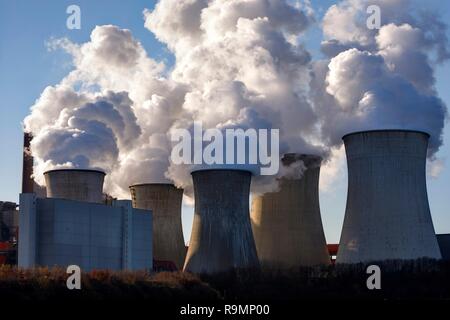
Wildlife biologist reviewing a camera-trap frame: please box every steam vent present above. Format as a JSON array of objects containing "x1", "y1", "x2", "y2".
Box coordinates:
[
  {"x1": 44, "y1": 169, "x2": 105, "y2": 203},
  {"x1": 337, "y1": 130, "x2": 442, "y2": 263},
  {"x1": 129, "y1": 184, "x2": 186, "y2": 269},
  {"x1": 184, "y1": 169, "x2": 259, "y2": 274},
  {"x1": 251, "y1": 154, "x2": 330, "y2": 268}
]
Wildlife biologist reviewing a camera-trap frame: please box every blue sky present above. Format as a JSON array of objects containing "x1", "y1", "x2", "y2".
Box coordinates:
[{"x1": 0, "y1": 0, "x2": 449, "y2": 243}]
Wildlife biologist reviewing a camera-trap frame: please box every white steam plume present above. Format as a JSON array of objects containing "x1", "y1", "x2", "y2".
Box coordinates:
[
  {"x1": 24, "y1": 0, "x2": 448, "y2": 199},
  {"x1": 25, "y1": 1, "x2": 324, "y2": 198},
  {"x1": 312, "y1": 0, "x2": 448, "y2": 158}
]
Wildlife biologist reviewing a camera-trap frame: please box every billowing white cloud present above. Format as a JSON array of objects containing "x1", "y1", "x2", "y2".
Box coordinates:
[
  {"x1": 25, "y1": 90, "x2": 141, "y2": 194},
  {"x1": 311, "y1": 0, "x2": 448, "y2": 161},
  {"x1": 24, "y1": 0, "x2": 449, "y2": 199},
  {"x1": 25, "y1": 1, "x2": 323, "y2": 198},
  {"x1": 144, "y1": 0, "x2": 324, "y2": 192}
]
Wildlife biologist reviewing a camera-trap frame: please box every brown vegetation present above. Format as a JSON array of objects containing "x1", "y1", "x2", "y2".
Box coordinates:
[{"x1": 0, "y1": 259, "x2": 449, "y2": 301}]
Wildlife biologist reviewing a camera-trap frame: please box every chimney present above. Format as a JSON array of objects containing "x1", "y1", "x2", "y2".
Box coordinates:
[{"x1": 22, "y1": 132, "x2": 34, "y2": 193}]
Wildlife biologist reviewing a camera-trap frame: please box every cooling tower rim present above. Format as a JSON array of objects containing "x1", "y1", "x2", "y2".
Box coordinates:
[
  {"x1": 190, "y1": 168, "x2": 253, "y2": 175},
  {"x1": 282, "y1": 153, "x2": 322, "y2": 165},
  {"x1": 283, "y1": 152, "x2": 322, "y2": 158},
  {"x1": 129, "y1": 183, "x2": 179, "y2": 189},
  {"x1": 342, "y1": 129, "x2": 430, "y2": 141},
  {"x1": 44, "y1": 168, "x2": 106, "y2": 175}
]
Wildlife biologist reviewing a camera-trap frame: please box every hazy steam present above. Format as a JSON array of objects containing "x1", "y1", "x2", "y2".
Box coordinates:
[
  {"x1": 313, "y1": 0, "x2": 448, "y2": 156},
  {"x1": 24, "y1": 0, "x2": 448, "y2": 198}
]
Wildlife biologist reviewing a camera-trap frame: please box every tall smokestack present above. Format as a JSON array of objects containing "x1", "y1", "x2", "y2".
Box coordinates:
[
  {"x1": 44, "y1": 169, "x2": 105, "y2": 203},
  {"x1": 22, "y1": 132, "x2": 34, "y2": 193},
  {"x1": 337, "y1": 130, "x2": 442, "y2": 263},
  {"x1": 251, "y1": 154, "x2": 330, "y2": 268},
  {"x1": 184, "y1": 169, "x2": 259, "y2": 274},
  {"x1": 129, "y1": 183, "x2": 185, "y2": 269}
]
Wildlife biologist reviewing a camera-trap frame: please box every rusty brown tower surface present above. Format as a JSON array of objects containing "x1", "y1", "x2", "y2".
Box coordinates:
[
  {"x1": 250, "y1": 154, "x2": 330, "y2": 268},
  {"x1": 184, "y1": 169, "x2": 259, "y2": 274},
  {"x1": 129, "y1": 184, "x2": 186, "y2": 269},
  {"x1": 22, "y1": 132, "x2": 34, "y2": 193}
]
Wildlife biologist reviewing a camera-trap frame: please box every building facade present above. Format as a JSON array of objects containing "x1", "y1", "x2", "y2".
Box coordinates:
[{"x1": 18, "y1": 194, "x2": 153, "y2": 271}]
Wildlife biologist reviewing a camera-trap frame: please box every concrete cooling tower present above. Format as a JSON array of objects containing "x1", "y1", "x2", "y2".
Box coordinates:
[
  {"x1": 251, "y1": 154, "x2": 330, "y2": 268},
  {"x1": 184, "y1": 169, "x2": 259, "y2": 274},
  {"x1": 44, "y1": 169, "x2": 105, "y2": 203},
  {"x1": 129, "y1": 184, "x2": 186, "y2": 269},
  {"x1": 337, "y1": 130, "x2": 442, "y2": 264}
]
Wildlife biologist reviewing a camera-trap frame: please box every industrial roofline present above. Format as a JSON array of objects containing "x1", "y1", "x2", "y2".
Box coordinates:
[
  {"x1": 129, "y1": 183, "x2": 179, "y2": 188},
  {"x1": 43, "y1": 168, "x2": 106, "y2": 175},
  {"x1": 190, "y1": 168, "x2": 254, "y2": 175},
  {"x1": 342, "y1": 129, "x2": 431, "y2": 140}
]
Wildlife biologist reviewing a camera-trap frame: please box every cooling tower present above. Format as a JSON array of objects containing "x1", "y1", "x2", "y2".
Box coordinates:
[
  {"x1": 337, "y1": 130, "x2": 442, "y2": 263},
  {"x1": 184, "y1": 169, "x2": 259, "y2": 274},
  {"x1": 129, "y1": 183, "x2": 186, "y2": 269},
  {"x1": 251, "y1": 154, "x2": 330, "y2": 268},
  {"x1": 44, "y1": 169, "x2": 105, "y2": 203}
]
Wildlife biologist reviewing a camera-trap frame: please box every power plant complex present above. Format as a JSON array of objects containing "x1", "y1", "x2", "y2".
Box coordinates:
[{"x1": 0, "y1": 129, "x2": 447, "y2": 274}]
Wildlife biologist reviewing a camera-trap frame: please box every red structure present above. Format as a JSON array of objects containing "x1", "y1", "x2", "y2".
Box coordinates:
[
  {"x1": 327, "y1": 244, "x2": 339, "y2": 264},
  {"x1": 0, "y1": 242, "x2": 14, "y2": 265}
]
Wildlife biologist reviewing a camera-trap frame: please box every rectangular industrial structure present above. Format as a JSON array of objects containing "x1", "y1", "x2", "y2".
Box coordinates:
[{"x1": 18, "y1": 194, "x2": 153, "y2": 271}]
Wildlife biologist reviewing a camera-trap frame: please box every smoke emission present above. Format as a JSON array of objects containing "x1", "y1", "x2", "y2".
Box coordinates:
[
  {"x1": 313, "y1": 0, "x2": 448, "y2": 156},
  {"x1": 24, "y1": 0, "x2": 448, "y2": 198}
]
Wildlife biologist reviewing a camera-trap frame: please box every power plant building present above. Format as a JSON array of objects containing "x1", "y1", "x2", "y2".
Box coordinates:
[
  {"x1": 184, "y1": 169, "x2": 259, "y2": 274},
  {"x1": 337, "y1": 130, "x2": 442, "y2": 263},
  {"x1": 129, "y1": 184, "x2": 186, "y2": 269},
  {"x1": 251, "y1": 154, "x2": 330, "y2": 268},
  {"x1": 18, "y1": 169, "x2": 153, "y2": 271}
]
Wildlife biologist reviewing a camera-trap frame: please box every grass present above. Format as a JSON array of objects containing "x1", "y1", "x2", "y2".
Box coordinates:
[
  {"x1": 0, "y1": 259, "x2": 449, "y2": 301},
  {"x1": 0, "y1": 265, "x2": 219, "y2": 301}
]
